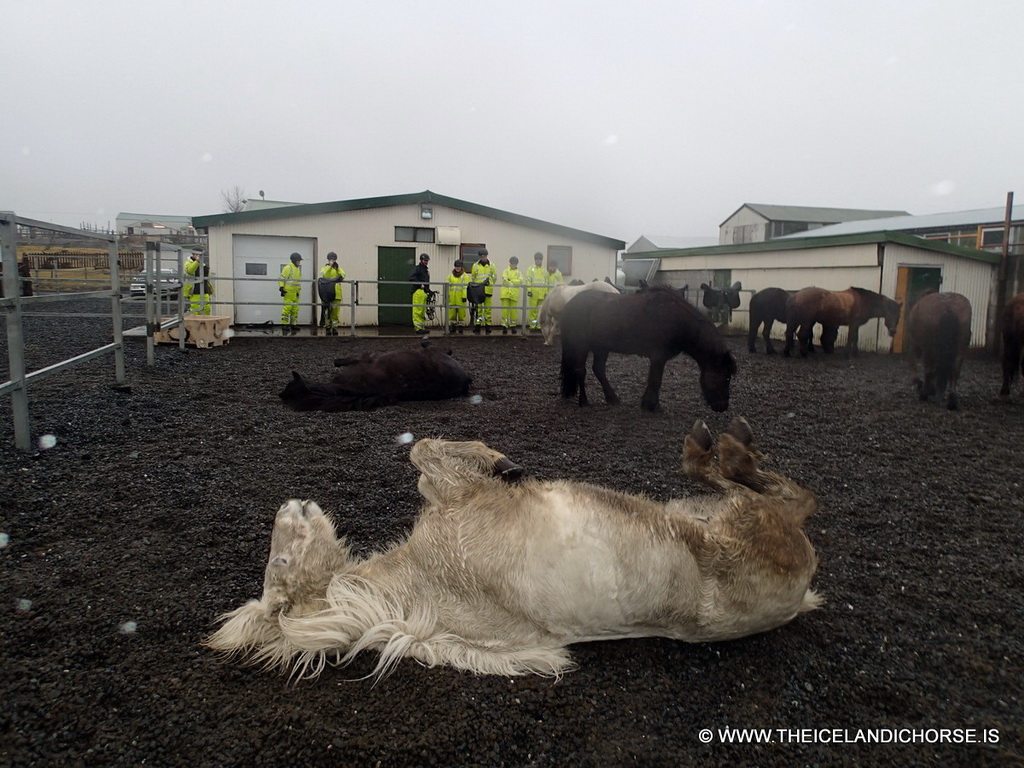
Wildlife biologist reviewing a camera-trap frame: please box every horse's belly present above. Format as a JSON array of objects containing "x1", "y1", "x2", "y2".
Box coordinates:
[{"x1": 479, "y1": 492, "x2": 704, "y2": 636}]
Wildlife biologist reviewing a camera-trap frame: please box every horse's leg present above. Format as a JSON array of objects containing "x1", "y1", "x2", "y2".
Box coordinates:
[
  {"x1": 999, "y1": 335, "x2": 1021, "y2": 396},
  {"x1": 783, "y1": 321, "x2": 796, "y2": 357},
  {"x1": 821, "y1": 325, "x2": 838, "y2": 354},
  {"x1": 639, "y1": 357, "x2": 665, "y2": 413},
  {"x1": 576, "y1": 352, "x2": 590, "y2": 407},
  {"x1": 797, "y1": 323, "x2": 812, "y2": 358},
  {"x1": 763, "y1": 320, "x2": 776, "y2": 355},
  {"x1": 747, "y1": 316, "x2": 758, "y2": 353},
  {"x1": 946, "y1": 352, "x2": 962, "y2": 410},
  {"x1": 591, "y1": 350, "x2": 620, "y2": 406},
  {"x1": 846, "y1": 324, "x2": 860, "y2": 357},
  {"x1": 683, "y1": 418, "x2": 811, "y2": 503}
]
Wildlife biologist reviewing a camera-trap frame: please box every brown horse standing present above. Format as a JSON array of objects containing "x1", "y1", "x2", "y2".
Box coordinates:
[
  {"x1": 1000, "y1": 292, "x2": 1024, "y2": 398},
  {"x1": 906, "y1": 291, "x2": 972, "y2": 410},
  {"x1": 784, "y1": 287, "x2": 902, "y2": 358}
]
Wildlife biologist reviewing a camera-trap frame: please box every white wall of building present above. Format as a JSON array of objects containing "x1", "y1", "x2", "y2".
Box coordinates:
[{"x1": 204, "y1": 201, "x2": 620, "y2": 326}]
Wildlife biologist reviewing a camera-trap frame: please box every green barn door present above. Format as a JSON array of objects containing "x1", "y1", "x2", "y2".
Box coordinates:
[{"x1": 377, "y1": 246, "x2": 415, "y2": 326}]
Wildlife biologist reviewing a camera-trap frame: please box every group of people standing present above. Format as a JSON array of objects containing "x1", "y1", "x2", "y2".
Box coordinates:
[
  {"x1": 416, "y1": 250, "x2": 564, "y2": 335},
  {"x1": 274, "y1": 249, "x2": 563, "y2": 335},
  {"x1": 276, "y1": 251, "x2": 346, "y2": 335}
]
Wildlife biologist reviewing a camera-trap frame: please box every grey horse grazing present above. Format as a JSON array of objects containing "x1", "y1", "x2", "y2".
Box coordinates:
[{"x1": 206, "y1": 418, "x2": 821, "y2": 679}]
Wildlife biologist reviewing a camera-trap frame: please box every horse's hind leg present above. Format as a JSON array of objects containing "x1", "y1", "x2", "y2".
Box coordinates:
[
  {"x1": 683, "y1": 418, "x2": 762, "y2": 493},
  {"x1": 1000, "y1": 337, "x2": 1021, "y2": 397},
  {"x1": 763, "y1": 320, "x2": 776, "y2": 355},
  {"x1": 591, "y1": 350, "x2": 620, "y2": 406},
  {"x1": 716, "y1": 418, "x2": 802, "y2": 498},
  {"x1": 748, "y1": 320, "x2": 759, "y2": 353}
]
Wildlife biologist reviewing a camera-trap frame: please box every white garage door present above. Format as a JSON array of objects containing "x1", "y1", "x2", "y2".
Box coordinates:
[{"x1": 232, "y1": 235, "x2": 316, "y2": 324}]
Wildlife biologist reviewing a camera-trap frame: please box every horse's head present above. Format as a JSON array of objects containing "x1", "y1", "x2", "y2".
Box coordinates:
[
  {"x1": 883, "y1": 299, "x2": 903, "y2": 337},
  {"x1": 699, "y1": 350, "x2": 737, "y2": 413}
]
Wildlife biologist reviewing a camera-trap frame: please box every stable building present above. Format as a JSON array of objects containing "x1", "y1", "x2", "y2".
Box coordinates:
[
  {"x1": 624, "y1": 231, "x2": 1000, "y2": 353},
  {"x1": 719, "y1": 203, "x2": 910, "y2": 245},
  {"x1": 192, "y1": 190, "x2": 625, "y2": 327}
]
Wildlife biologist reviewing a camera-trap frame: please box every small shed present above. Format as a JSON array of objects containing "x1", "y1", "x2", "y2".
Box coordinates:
[
  {"x1": 624, "y1": 231, "x2": 1000, "y2": 353},
  {"x1": 192, "y1": 191, "x2": 625, "y2": 327}
]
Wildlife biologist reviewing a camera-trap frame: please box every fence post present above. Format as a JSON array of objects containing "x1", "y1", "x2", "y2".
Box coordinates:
[{"x1": 1, "y1": 213, "x2": 31, "y2": 450}]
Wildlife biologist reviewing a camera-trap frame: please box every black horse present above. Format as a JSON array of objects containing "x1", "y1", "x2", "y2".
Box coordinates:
[
  {"x1": 279, "y1": 342, "x2": 471, "y2": 411},
  {"x1": 747, "y1": 287, "x2": 794, "y2": 354},
  {"x1": 559, "y1": 286, "x2": 737, "y2": 413}
]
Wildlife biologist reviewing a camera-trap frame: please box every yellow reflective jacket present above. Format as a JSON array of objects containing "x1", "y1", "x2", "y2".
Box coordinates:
[
  {"x1": 319, "y1": 263, "x2": 346, "y2": 300},
  {"x1": 501, "y1": 268, "x2": 523, "y2": 301},
  {"x1": 447, "y1": 271, "x2": 470, "y2": 303},
  {"x1": 471, "y1": 260, "x2": 498, "y2": 296},
  {"x1": 279, "y1": 263, "x2": 302, "y2": 293}
]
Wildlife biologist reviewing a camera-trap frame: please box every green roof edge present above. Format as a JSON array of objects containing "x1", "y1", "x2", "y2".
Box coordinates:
[
  {"x1": 623, "y1": 230, "x2": 1001, "y2": 265},
  {"x1": 192, "y1": 190, "x2": 626, "y2": 250}
]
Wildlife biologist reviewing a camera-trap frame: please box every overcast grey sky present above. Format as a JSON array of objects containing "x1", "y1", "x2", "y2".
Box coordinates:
[{"x1": 3, "y1": 0, "x2": 1021, "y2": 242}]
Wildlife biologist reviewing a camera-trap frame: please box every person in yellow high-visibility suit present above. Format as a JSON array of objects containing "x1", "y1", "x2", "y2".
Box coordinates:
[
  {"x1": 500, "y1": 256, "x2": 523, "y2": 334},
  {"x1": 446, "y1": 260, "x2": 471, "y2": 333},
  {"x1": 409, "y1": 253, "x2": 432, "y2": 334},
  {"x1": 318, "y1": 252, "x2": 346, "y2": 336},
  {"x1": 278, "y1": 252, "x2": 303, "y2": 334},
  {"x1": 524, "y1": 251, "x2": 547, "y2": 332},
  {"x1": 184, "y1": 252, "x2": 213, "y2": 315},
  {"x1": 470, "y1": 249, "x2": 497, "y2": 334}
]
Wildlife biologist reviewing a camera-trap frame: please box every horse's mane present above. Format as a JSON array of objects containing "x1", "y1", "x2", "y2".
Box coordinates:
[
  {"x1": 849, "y1": 286, "x2": 883, "y2": 299},
  {"x1": 645, "y1": 287, "x2": 735, "y2": 365}
]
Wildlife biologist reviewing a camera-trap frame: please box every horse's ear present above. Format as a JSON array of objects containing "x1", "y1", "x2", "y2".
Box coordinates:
[
  {"x1": 732, "y1": 281, "x2": 742, "y2": 290},
  {"x1": 700, "y1": 283, "x2": 711, "y2": 291},
  {"x1": 291, "y1": 371, "x2": 302, "y2": 381}
]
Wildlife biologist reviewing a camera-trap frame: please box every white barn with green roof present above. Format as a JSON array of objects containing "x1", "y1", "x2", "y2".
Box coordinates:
[
  {"x1": 192, "y1": 191, "x2": 625, "y2": 328},
  {"x1": 624, "y1": 231, "x2": 1000, "y2": 353}
]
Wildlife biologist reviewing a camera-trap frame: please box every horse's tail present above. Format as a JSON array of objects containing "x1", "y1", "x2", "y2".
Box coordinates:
[{"x1": 933, "y1": 312, "x2": 960, "y2": 391}]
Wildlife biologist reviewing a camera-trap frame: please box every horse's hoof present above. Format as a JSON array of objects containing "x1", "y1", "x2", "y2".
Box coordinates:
[
  {"x1": 493, "y1": 457, "x2": 524, "y2": 483},
  {"x1": 725, "y1": 417, "x2": 754, "y2": 447},
  {"x1": 688, "y1": 420, "x2": 713, "y2": 452}
]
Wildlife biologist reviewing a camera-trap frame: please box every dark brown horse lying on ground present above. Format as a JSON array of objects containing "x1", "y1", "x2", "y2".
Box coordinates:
[
  {"x1": 206, "y1": 418, "x2": 820, "y2": 678},
  {"x1": 1000, "y1": 292, "x2": 1024, "y2": 398},
  {"x1": 747, "y1": 287, "x2": 794, "y2": 354},
  {"x1": 560, "y1": 286, "x2": 736, "y2": 413},
  {"x1": 784, "y1": 286, "x2": 902, "y2": 358},
  {"x1": 279, "y1": 342, "x2": 472, "y2": 411},
  {"x1": 906, "y1": 291, "x2": 972, "y2": 410}
]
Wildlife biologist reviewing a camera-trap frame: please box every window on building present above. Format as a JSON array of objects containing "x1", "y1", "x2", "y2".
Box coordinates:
[
  {"x1": 460, "y1": 244, "x2": 487, "y2": 269},
  {"x1": 548, "y1": 245, "x2": 573, "y2": 276},
  {"x1": 980, "y1": 227, "x2": 1005, "y2": 249},
  {"x1": 732, "y1": 224, "x2": 757, "y2": 244},
  {"x1": 395, "y1": 226, "x2": 436, "y2": 243},
  {"x1": 245, "y1": 263, "x2": 268, "y2": 276}
]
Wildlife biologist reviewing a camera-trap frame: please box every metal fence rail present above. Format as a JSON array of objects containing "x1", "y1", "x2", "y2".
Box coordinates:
[{"x1": 1, "y1": 213, "x2": 126, "y2": 451}]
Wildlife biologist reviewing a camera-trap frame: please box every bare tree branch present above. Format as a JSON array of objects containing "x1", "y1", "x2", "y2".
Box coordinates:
[{"x1": 221, "y1": 186, "x2": 246, "y2": 213}]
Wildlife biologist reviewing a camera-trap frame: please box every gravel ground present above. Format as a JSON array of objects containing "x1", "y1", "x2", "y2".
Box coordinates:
[{"x1": 1, "y1": 300, "x2": 1022, "y2": 767}]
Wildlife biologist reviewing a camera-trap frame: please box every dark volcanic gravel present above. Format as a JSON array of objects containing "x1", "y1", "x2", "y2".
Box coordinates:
[{"x1": 2, "y1": 300, "x2": 1022, "y2": 767}]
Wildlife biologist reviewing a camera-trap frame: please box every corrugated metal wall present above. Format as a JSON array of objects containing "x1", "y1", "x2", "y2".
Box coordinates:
[
  {"x1": 657, "y1": 242, "x2": 996, "y2": 353},
  {"x1": 205, "y1": 204, "x2": 619, "y2": 326}
]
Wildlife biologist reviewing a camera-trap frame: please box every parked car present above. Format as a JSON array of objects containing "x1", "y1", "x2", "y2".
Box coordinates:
[{"x1": 130, "y1": 269, "x2": 183, "y2": 299}]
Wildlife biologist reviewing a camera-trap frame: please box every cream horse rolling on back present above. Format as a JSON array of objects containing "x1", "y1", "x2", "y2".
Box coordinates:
[
  {"x1": 538, "y1": 281, "x2": 620, "y2": 345},
  {"x1": 206, "y1": 419, "x2": 822, "y2": 679}
]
